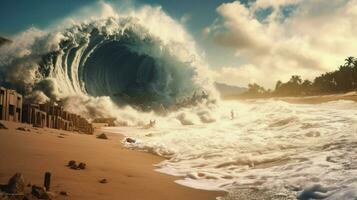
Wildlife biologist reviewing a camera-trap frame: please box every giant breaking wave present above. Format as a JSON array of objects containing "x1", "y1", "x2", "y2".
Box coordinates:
[
  {"x1": 0, "y1": 5, "x2": 215, "y2": 122},
  {"x1": 2, "y1": 3, "x2": 357, "y2": 200}
]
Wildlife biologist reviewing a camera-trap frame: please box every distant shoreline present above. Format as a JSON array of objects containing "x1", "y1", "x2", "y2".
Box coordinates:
[{"x1": 223, "y1": 91, "x2": 357, "y2": 104}]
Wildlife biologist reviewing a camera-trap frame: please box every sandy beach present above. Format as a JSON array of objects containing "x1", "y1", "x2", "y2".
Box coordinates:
[
  {"x1": 276, "y1": 92, "x2": 357, "y2": 104},
  {"x1": 226, "y1": 91, "x2": 357, "y2": 104},
  {"x1": 0, "y1": 120, "x2": 224, "y2": 200}
]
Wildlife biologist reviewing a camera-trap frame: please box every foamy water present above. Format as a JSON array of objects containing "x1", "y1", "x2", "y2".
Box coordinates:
[{"x1": 104, "y1": 99, "x2": 357, "y2": 199}]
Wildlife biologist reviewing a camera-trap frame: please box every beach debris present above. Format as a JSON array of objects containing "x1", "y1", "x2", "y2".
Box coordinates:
[
  {"x1": 78, "y1": 162, "x2": 86, "y2": 170},
  {"x1": 297, "y1": 184, "x2": 329, "y2": 200},
  {"x1": 67, "y1": 160, "x2": 78, "y2": 169},
  {"x1": 31, "y1": 185, "x2": 50, "y2": 199},
  {"x1": 16, "y1": 127, "x2": 27, "y2": 132},
  {"x1": 67, "y1": 160, "x2": 76, "y2": 167},
  {"x1": 125, "y1": 137, "x2": 136, "y2": 144},
  {"x1": 99, "y1": 179, "x2": 108, "y2": 184},
  {"x1": 96, "y1": 133, "x2": 108, "y2": 140},
  {"x1": 0, "y1": 174, "x2": 55, "y2": 200},
  {"x1": 57, "y1": 136, "x2": 65, "y2": 139},
  {"x1": 70, "y1": 164, "x2": 79, "y2": 170},
  {"x1": 0, "y1": 123, "x2": 7, "y2": 129},
  {"x1": 6, "y1": 173, "x2": 25, "y2": 194},
  {"x1": 67, "y1": 160, "x2": 86, "y2": 170},
  {"x1": 59, "y1": 191, "x2": 68, "y2": 196},
  {"x1": 43, "y1": 172, "x2": 51, "y2": 192},
  {"x1": 1, "y1": 194, "x2": 11, "y2": 199}
]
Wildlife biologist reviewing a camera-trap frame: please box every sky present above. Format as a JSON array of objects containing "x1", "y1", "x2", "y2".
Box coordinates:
[{"x1": 1, "y1": 0, "x2": 357, "y2": 88}]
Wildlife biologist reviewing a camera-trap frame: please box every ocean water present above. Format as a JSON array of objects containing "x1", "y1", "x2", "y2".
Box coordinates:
[
  {"x1": 104, "y1": 99, "x2": 357, "y2": 199},
  {"x1": 2, "y1": 3, "x2": 357, "y2": 198},
  {"x1": 0, "y1": 4, "x2": 215, "y2": 116}
]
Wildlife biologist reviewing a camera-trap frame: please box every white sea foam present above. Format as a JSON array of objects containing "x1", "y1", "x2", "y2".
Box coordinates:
[
  {"x1": 104, "y1": 99, "x2": 357, "y2": 199},
  {"x1": 0, "y1": 2, "x2": 218, "y2": 124},
  {"x1": 2, "y1": 2, "x2": 357, "y2": 198}
]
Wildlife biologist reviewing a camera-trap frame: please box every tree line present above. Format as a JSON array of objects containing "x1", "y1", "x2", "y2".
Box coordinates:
[{"x1": 239, "y1": 56, "x2": 357, "y2": 98}]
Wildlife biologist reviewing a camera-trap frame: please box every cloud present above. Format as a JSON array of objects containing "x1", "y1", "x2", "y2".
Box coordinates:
[
  {"x1": 213, "y1": 65, "x2": 264, "y2": 87},
  {"x1": 207, "y1": 0, "x2": 357, "y2": 88}
]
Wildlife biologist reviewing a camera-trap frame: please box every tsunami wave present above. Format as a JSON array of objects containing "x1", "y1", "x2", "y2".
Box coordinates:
[
  {"x1": 0, "y1": 3, "x2": 217, "y2": 123},
  {"x1": 2, "y1": 2, "x2": 357, "y2": 199}
]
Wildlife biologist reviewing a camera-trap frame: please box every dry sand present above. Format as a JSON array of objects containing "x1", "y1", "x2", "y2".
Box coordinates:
[
  {"x1": 0, "y1": 120, "x2": 224, "y2": 200},
  {"x1": 229, "y1": 92, "x2": 357, "y2": 104}
]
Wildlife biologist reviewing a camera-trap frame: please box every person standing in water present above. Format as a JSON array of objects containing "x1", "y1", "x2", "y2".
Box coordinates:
[{"x1": 231, "y1": 110, "x2": 235, "y2": 120}]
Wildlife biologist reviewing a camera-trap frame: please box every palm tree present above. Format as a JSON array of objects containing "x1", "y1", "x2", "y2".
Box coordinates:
[
  {"x1": 345, "y1": 56, "x2": 355, "y2": 67},
  {"x1": 351, "y1": 59, "x2": 357, "y2": 89},
  {"x1": 275, "y1": 80, "x2": 282, "y2": 91},
  {"x1": 301, "y1": 80, "x2": 312, "y2": 95},
  {"x1": 248, "y1": 83, "x2": 266, "y2": 94},
  {"x1": 302, "y1": 80, "x2": 312, "y2": 87},
  {"x1": 289, "y1": 75, "x2": 302, "y2": 85},
  {"x1": 353, "y1": 60, "x2": 357, "y2": 68}
]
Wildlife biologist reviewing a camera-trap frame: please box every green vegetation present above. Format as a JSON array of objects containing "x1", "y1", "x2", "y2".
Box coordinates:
[{"x1": 239, "y1": 56, "x2": 357, "y2": 98}]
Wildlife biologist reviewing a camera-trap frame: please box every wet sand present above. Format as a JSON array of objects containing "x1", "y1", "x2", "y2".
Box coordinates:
[{"x1": 0, "y1": 120, "x2": 224, "y2": 200}]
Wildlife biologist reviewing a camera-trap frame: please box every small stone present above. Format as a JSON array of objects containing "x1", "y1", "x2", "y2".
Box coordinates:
[
  {"x1": 99, "y1": 179, "x2": 107, "y2": 184},
  {"x1": 125, "y1": 138, "x2": 136, "y2": 143},
  {"x1": 96, "y1": 133, "x2": 108, "y2": 140},
  {"x1": 59, "y1": 191, "x2": 68, "y2": 196},
  {"x1": 68, "y1": 160, "x2": 79, "y2": 170},
  {"x1": 67, "y1": 160, "x2": 76, "y2": 167},
  {"x1": 31, "y1": 185, "x2": 50, "y2": 200},
  {"x1": 23, "y1": 194, "x2": 37, "y2": 200},
  {"x1": 70, "y1": 164, "x2": 78, "y2": 170},
  {"x1": 6, "y1": 173, "x2": 25, "y2": 194},
  {"x1": 0, "y1": 123, "x2": 7, "y2": 129},
  {"x1": 78, "y1": 162, "x2": 86, "y2": 170},
  {"x1": 16, "y1": 127, "x2": 26, "y2": 132}
]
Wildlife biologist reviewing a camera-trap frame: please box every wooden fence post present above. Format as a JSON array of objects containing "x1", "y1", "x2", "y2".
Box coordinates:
[{"x1": 44, "y1": 172, "x2": 51, "y2": 191}]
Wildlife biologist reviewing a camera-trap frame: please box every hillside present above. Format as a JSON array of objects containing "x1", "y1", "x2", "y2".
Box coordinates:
[{"x1": 214, "y1": 82, "x2": 247, "y2": 97}]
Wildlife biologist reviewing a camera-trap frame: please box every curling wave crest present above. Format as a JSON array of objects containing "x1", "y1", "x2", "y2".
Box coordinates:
[{"x1": 0, "y1": 4, "x2": 215, "y2": 118}]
